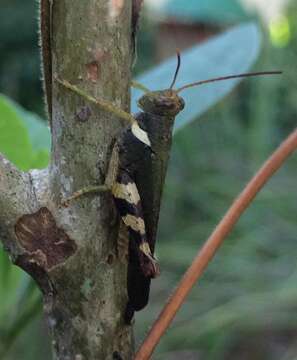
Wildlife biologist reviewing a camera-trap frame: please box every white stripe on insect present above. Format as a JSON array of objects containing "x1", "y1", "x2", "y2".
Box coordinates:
[
  {"x1": 131, "y1": 122, "x2": 151, "y2": 147},
  {"x1": 122, "y1": 214, "x2": 146, "y2": 235},
  {"x1": 112, "y1": 182, "x2": 141, "y2": 204},
  {"x1": 139, "y1": 242, "x2": 154, "y2": 259}
]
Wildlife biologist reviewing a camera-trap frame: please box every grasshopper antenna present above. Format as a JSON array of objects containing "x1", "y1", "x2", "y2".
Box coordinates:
[
  {"x1": 177, "y1": 71, "x2": 282, "y2": 93},
  {"x1": 169, "y1": 50, "x2": 181, "y2": 89}
]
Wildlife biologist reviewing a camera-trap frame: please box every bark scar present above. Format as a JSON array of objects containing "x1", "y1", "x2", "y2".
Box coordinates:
[
  {"x1": 15, "y1": 207, "x2": 77, "y2": 270},
  {"x1": 86, "y1": 61, "x2": 100, "y2": 83}
]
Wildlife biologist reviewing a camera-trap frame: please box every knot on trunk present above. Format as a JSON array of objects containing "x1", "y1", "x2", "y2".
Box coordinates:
[{"x1": 15, "y1": 207, "x2": 77, "y2": 271}]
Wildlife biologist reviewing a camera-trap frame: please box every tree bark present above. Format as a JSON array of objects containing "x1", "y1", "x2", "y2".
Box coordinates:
[{"x1": 0, "y1": 0, "x2": 134, "y2": 359}]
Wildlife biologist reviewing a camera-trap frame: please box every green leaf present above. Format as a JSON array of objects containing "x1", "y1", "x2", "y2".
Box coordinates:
[
  {"x1": 132, "y1": 22, "x2": 261, "y2": 132},
  {"x1": 0, "y1": 95, "x2": 34, "y2": 170},
  {"x1": 30, "y1": 149, "x2": 50, "y2": 169},
  {"x1": 14, "y1": 108, "x2": 50, "y2": 152},
  {"x1": 4, "y1": 95, "x2": 51, "y2": 152},
  {"x1": 0, "y1": 248, "x2": 24, "y2": 314},
  {"x1": 0, "y1": 248, "x2": 12, "y2": 292},
  {"x1": 0, "y1": 95, "x2": 50, "y2": 170}
]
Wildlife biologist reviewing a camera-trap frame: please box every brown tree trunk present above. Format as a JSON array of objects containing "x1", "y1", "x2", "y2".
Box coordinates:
[{"x1": 0, "y1": 0, "x2": 134, "y2": 359}]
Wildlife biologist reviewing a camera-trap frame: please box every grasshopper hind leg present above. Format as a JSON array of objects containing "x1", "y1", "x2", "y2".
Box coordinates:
[
  {"x1": 111, "y1": 170, "x2": 159, "y2": 278},
  {"x1": 112, "y1": 170, "x2": 159, "y2": 324}
]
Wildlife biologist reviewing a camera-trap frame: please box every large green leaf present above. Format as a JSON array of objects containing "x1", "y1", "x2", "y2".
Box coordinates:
[
  {"x1": 0, "y1": 249, "x2": 28, "y2": 316},
  {"x1": 132, "y1": 22, "x2": 261, "y2": 132},
  {"x1": 14, "y1": 107, "x2": 50, "y2": 152},
  {"x1": 14, "y1": 101, "x2": 50, "y2": 169},
  {"x1": 30, "y1": 149, "x2": 50, "y2": 169},
  {"x1": 0, "y1": 95, "x2": 50, "y2": 169},
  {"x1": 0, "y1": 95, "x2": 33, "y2": 171}
]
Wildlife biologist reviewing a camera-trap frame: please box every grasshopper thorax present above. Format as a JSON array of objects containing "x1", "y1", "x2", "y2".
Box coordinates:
[{"x1": 137, "y1": 90, "x2": 185, "y2": 117}]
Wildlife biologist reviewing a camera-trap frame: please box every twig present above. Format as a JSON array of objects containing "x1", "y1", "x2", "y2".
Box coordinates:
[{"x1": 134, "y1": 128, "x2": 297, "y2": 360}]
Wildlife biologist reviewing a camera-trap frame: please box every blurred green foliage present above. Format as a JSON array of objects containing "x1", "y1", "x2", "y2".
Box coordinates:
[
  {"x1": 149, "y1": 0, "x2": 253, "y2": 24},
  {"x1": 0, "y1": 0, "x2": 44, "y2": 117},
  {"x1": 0, "y1": 95, "x2": 50, "y2": 170},
  {"x1": 0, "y1": 96, "x2": 50, "y2": 358},
  {"x1": 135, "y1": 3, "x2": 297, "y2": 360},
  {"x1": 0, "y1": 1, "x2": 296, "y2": 360}
]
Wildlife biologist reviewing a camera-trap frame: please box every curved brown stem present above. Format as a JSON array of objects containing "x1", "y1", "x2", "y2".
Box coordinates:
[{"x1": 135, "y1": 128, "x2": 297, "y2": 360}]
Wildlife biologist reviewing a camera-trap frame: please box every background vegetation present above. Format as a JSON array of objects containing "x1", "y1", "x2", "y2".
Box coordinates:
[{"x1": 0, "y1": 0, "x2": 296, "y2": 359}]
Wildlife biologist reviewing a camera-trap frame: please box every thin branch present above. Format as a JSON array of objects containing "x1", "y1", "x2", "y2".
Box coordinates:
[{"x1": 135, "y1": 128, "x2": 297, "y2": 360}]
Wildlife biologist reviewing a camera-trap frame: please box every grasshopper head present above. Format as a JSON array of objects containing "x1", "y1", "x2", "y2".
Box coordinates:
[{"x1": 137, "y1": 90, "x2": 185, "y2": 117}]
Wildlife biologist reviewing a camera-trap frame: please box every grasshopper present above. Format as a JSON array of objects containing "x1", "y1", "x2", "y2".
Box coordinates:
[{"x1": 57, "y1": 54, "x2": 281, "y2": 323}]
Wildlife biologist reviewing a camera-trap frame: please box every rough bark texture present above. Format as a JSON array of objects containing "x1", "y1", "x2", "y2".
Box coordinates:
[{"x1": 0, "y1": 0, "x2": 134, "y2": 359}]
